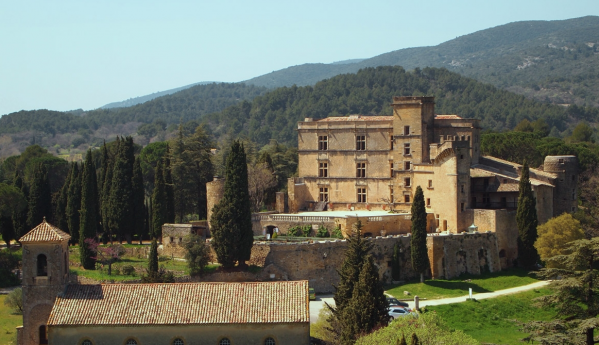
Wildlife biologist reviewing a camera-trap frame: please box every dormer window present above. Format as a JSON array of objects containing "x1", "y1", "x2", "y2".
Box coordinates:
[{"x1": 37, "y1": 254, "x2": 47, "y2": 277}]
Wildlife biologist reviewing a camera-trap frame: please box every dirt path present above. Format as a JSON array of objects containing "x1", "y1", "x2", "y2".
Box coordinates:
[{"x1": 309, "y1": 280, "x2": 550, "y2": 323}]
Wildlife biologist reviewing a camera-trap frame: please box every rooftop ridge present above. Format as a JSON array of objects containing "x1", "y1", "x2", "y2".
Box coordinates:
[{"x1": 19, "y1": 219, "x2": 71, "y2": 243}]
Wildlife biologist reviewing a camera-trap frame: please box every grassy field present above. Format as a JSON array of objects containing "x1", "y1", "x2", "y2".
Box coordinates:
[
  {"x1": 427, "y1": 288, "x2": 555, "y2": 344},
  {"x1": 0, "y1": 295, "x2": 22, "y2": 345},
  {"x1": 386, "y1": 268, "x2": 539, "y2": 300}
]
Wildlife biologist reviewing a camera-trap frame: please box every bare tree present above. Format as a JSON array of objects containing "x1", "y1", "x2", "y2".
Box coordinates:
[{"x1": 247, "y1": 162, "x2": 277, "y2": 212}]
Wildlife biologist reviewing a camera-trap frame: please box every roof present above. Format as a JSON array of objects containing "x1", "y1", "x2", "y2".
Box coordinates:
[
  {"x1": 470, "y1": 166, "x2": 554, "y2": 187},
  {"x1": 47, "y1": 281, "x2": 309, "y2": 326},
  {"x1": 481, "y1": 156, "x2": 557, "y2": 179},
  {"x1": 434, "y1": 115, "x2": 462, "y2": 119},
  {"x1": 312, "y1": 115, "x2": 393, "y2": 122},
  {"x1": 19, "y1": 219, "x2": 71, "y2": 243}
]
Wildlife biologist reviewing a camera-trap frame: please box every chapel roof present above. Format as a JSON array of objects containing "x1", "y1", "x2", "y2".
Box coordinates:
[
  {"x1": 312, "y1": 115, "x2": 393, "y2": 122},
  {"x1": 19, "y1": 218, "x2": 71, "y2": 243},
  {"x1": 434, "y1": 114, "x2": 462, "y2": 119},
  {"x1": 47, "y1": 281, "x2": 309, "y2": 326}
]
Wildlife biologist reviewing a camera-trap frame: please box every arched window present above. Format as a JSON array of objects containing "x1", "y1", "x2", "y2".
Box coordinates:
[
  {"x1": 39, "y1": 325, "x2": 48, "y2": 344},
  {"x1": 125, "y1": 339, "x2": 138, "y2": 345},
  {"x1": 265, "y1": 337, "x2": 276, "y2": 345},
  {"x1": 64, "y1": 252, "x2": 68, "y2": 275},
  {"x1": 219, "y1": 338, "x2": 231, "y2": 345},
  {"x1": 37, "y1": 254, "x2": 48, "y2": 277},
  {"x1": 173, "y1": 339, "x2": 184, "y2": 345},
  {"x1": 81, "y1": 340, "x2": 93, "y2": 345}
]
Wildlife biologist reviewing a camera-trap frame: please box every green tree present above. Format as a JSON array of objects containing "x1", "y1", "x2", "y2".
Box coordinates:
[
  {"x1": 514, "y1": 119, "x2": 534, "y2": 132},
  {"x1": 151, "y1": 159, "x2": 167, "y2": 239},
  {"x1": 132, "y1": 157, "x2": 146, "y2": 244},
  {"x1": 516, "y1": 161, "x2": 539, "y2": 268},
  {"x1": 210, "y1": 141, "x2": 252, "y2": 268},
  {"x1": 411, "y1": 186, "x2": 430, "y2": 283},
  {"x1": 391, "y1": 241, "x2": 402, "y2": 281},
  {"x1": 148, "y1": 238, "x2": 159, "y2": 276},
  {"x1": 108, "y1": 136, "x2": 135, "y2": 243},
  {"x1": 100, "y1": 154, "x2": 114, "y2": 243},
  {"x1": 183, "y1": 234, "x2": 210, "y2": 276},
  {"x1": 569, "y1": 122, "x2": 594, "y2": 143},
  {"x1": 0, "y1": 216, "x2": 15, "y2": 248},
  {"x1": 535, "y1": 213, "x2": 585, "y2": 267},
  {"x1": 65, "y1": 163, "x2": 82, "y2": 243},
  {"x1": 54, "y1": 166, "x2": 70, "y2": 232},
  {"x1": 27, "y1": 164, "x2": 52, "y2": 228},
  {"x1": 3, "y1": 287, "x2": 23, "y2": 314},
  {"x1": 164, "y1": 144, "x2": 175, "y2": 223},
  {"x1": 79, "y1": 150, "x2": 99, "y2": 270},
  {"x1": 11, "y1": 172, "x2": 29, "y2": 241}
]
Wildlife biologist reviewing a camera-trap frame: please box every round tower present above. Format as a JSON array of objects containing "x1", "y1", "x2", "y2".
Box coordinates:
[
  {"x1": 544, "y1": 155, "x2": 578, "y2": 217},
  {"x1": 206, "y1": 176, "x2": 225, "y2": 233}
]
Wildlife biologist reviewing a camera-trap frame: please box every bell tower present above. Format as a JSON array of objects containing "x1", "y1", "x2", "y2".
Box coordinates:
[{"x1": 17, "y1": 218, "x2": 70, "y2": 345}]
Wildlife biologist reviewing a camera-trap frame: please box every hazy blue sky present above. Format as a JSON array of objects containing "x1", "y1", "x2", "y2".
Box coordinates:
[{"x1": 1, "y1": 0, "x2": 597, "y2": 116}]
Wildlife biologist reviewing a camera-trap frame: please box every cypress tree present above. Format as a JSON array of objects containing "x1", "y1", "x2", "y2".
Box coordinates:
[
  {"x1": 411, "y1": 186, "x2": 430, "y2": 283},
  {"x1": 151, "y1": 159, "x2": 167, "y2": 240},
  {"x1": 100, "y1": 153, "x2": 114, "y2": 244},
  {"x1": 516, "y1": 160, "x2": 539, "y2": 268},
  {"x1": 148, "y1": 238, "x2": 159, "y2": 276},
  {"x1": 65, "y1": 163, "x2": 82, "y2": 244},
  {"x1": 12, "y1": 171, "x2": 29, "y2": 240},
  {"x1": 391, "y1": 241, "x2": 401, "y2": 281},
  {"x1": 132, "y1": 157, "x2": 146, "y2": 244},
  {"x1": 108, "y1": 136, "x2": 135, "y2": 243},
  {"x1": 164, "y1": 144, "x2": 175, "y2": 223},
  {"x1": 54, "y1": 165, "x2": 71, "y2": 232},
  {"x1": 210, "y1": 141, "x2": 253, "y2": 268},
  {"x1": 98, "y1": 140, "x2": 109, "y2": 193},
  {"x1": 27, "y1": 164, "x2": 52, "y2": 228},
  {"x1": 79, "y1": 150, "x2": 99, "y2": 270}
]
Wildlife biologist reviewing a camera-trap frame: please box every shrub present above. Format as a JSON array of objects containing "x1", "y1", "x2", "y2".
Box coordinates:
[
  {"x1": 183, "y1": 234, "x2": 210, "y2": 276},
  {"x1": 317, "y1": 225, "x2": 329, "y2": 238},
  {"x1": 302, "y1": 225, "x2": 312, "y2": 237},
  {"x1": 272, "y1": 232, "x2": 278, "y2": 239},
  {"x1": 158, "y1": 255, "x2": 171, "y2": 262},
  {"x1": 288, "y1": 226, "x2": 300, "y2": 237},
  {"x1": 121, "y1": 265, "x2": 135, "y2": 275},
  {"x1": 0, "y1": 251, "x2": 19, "y2": 287},
  {"x1": 3, "y1": 288, "x2": 23, "y2": 314},
  {"x1": 332, "y1": 225, "x2": 344, "y2": 239},
  {"x1": 141, "y1": 266, "x2": 175, "y2": 283}
]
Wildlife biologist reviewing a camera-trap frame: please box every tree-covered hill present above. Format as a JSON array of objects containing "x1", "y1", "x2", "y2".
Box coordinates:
[{"x1": 243, "y1": 16, "x2": 599, "y2": 107}]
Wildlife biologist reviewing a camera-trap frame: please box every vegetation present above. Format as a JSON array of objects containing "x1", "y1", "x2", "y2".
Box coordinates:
[
  {"x1": 79, "y1": 150, "x2": 99, "y2": 269},
  {"x1": 0, "y1": 295, "x2": 22, "y2": 345},
  {"x1": 516, "y1": 161, "x2": 539, "y2": 268},
  {"x1": 183, "y1": 234, "x2": 210, "y2": 276},
  {"x1": 411, "y1": 186, "x2": 429, "y2": 283},
  {"x1": 0, "y1": 250, "x2": 20, "y2": 287},
  {"x1": 3, "y1": 288, "x2": 23, "y2": 315},
  {"x1": 65, "y1": 163, "x2": 81, "y2": 241},
  {"x1": 26, "y1": 163, "x2": 52, "y2": 227},
  {"x1": 0, "y1": 183, "x2": 26, "y2": 246},
  {"x1": 151, "y1": 159, "x2": 167, "y2": 239},
  {"x1": 535, "y1": 213, "x2": 585, "y2": 268}
]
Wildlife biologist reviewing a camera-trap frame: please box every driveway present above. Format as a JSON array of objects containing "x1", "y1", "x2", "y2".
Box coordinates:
[{"x1": 309, "y1": 280, "x2": 550, "y2": 323}]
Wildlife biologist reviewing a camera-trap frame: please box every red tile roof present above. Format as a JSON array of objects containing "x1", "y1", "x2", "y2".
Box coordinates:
[
  {"x1": 314, "y1": 115, "x2": 393, "y2": 122},
  {"x1": 434, "y1": 115, "x2": 462, "y2": 119},
  {"x1": 19, "y1": 219, "x2": 71, "y2": 243},
  {"x1": 47, "y1": 281, "x2": 309, "y2": 326}
]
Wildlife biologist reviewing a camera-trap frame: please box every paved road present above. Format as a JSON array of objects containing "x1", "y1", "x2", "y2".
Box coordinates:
[{"x1": 309, "y1": 280, "x2": 550, "y2": 323}]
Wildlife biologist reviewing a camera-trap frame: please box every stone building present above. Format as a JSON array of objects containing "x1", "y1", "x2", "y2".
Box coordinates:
[{"x1": 16, "y1": 220, "x2": 310, "y2": 345}]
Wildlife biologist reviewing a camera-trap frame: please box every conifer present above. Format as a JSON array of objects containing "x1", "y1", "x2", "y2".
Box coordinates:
[
  {"x1": 12, "y1": 171, "x2": 29, "y2": 241},
  {"x1": 54, "y1": 165, "x2": 71, "y2": 232},
  {"x1": 26, "y1": 164, "x2": 52, "y2": 228},
  {"x1": 164, "y1": 144, "x2": 175, "y2": 223},
  {"x1": 392, "y1": 241, "x2": 401, "y2": 281},
  {"x1": 517, "y1": 160, "x2": 539, "y2": 268},
  {"x1": 65, "y1": 163, "x2": 82, "y2": 244},
  {"x1": 0, "y1": 216, "x2": 15, "y2": 248},
  {"x1": 100, "y1": 154, "x2": 114, "y2": 243},
  {"x1": 132, "y1": 157, "x2": 146, "y2": 244},
  {"x1": 411, "y1": 186, "x2": 430, "y2": 283},
  {"x1": 151, "y1": 159, "x2": 167, "y2": 240},
  {"x1": 108, "y1": 136, "x2": 134, "y2": 243},
  {"x1": 79, "y1": 150, "x2": 99, "y2": 270},
  {"x1": 148, "y1": 238, "x2": 159, "y2": 276}
]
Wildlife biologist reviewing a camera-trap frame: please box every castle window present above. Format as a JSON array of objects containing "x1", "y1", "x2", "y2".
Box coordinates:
[
  {"x1": 404, "y1": 126, "x2": 410, "y2": 135},
  {"x1": 126, "y1": 340, "x2": 138, "y2": 345},
  {"x1": 426, "y1": 198, "x2": 431, "y2": 207},
  {"x1": 390, "y1": 162, "x2": 394, "y2": 177},
  {"x1": 559, "y1": 158, "x2": 564, "y2": 164},
  {"x1": 499, "y1": 249, "x2": 506, "y2": 258},
  {"x1": 460, "y1": 154, "x2": 464, "y2": 159},
  {"x1": 404, "y1": 161, "x2": 411, "y2": 170},
  {"x1": 173, "y1": 338, "x2": 185, "y2": 345},
  {"x1": 319, "y1": 188, "x2": 329, "y2": 202},
  {"x1": 404, "y1": 194, "x2": 410, "y2": 203},
  {"x1": 357, "y1": 188, "x2": 367, "y2": 203},
  {"x1": 461, "y1": 136, "x2": 465, "y2": 141},
  {"x1": 572, "y1": 190, "x2": 576, "y2": 200},
  {"x1": 39, "y1": 325, "x2": 48, "y2": 344},
  {"x1": 356, "y1": 162, "x2": 366, "y2": 178},
  {"x1": 428, "y1": 180, "x2": 433, "y2": 188},
  {"x1": 404, "y1": 143, "x2": 410, "y2": 155},
  {"x1": 356, "y1": 135, "x2": 366, "y2": 150},
  {"x1": 64, "y1": 252, "x2": 68, "y2": 275},
  {"x1": 37, "y1": 254, "x2": 47, "y2": 277},
  {"x1": 318, "y1": 136, "x2": 328, "y2": 150},
  {"x1": 319, "y1": 162, "x2": 328, "y2": 177},
  {"x1": 461, "y1": 184, "x2": 465, "y2": 193},
  {"x1": 390, "y1": 135, "x2": 394, "y2": 150},
  {"x1": 404, "y1": 177, "x2": 411, "y2": 187},
  {"x1": 219, "y1": 339, "x2": 231, "y2": 345},
  {"x1": 390, "y1": 187, "x2": 394, "y2": 203},
  {"x1": 265, "y1": 338, "x2": 276, "y2": 345},
  {"x1": 461, "y1": 203, "x2": 465, "y2": 212}
]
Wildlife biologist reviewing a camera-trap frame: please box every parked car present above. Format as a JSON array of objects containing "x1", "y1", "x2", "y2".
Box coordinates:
[
  {"x1": 388, "y1": 306, "x2": 417, "y2": 320},
  {"x1": 386, "y1": 297, "x2": 409, "y2": 308},
  {"x1": 309, "y1": 288, "x2": 316, "y2": 300}
]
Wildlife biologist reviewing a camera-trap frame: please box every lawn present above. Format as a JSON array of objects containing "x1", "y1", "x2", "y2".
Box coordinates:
[
  {"x1": 0, "y1": 295, "x2": 22, "y2": 345},
  {"x1": 427, "y1": 288, "x2": 556, "y2": 344},
  {"x1": 386, "y1": 268, "x2": 539, "y2": 300}
]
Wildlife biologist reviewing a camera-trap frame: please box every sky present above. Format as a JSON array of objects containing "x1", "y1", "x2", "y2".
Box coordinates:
[{"x1": 1, "y1": 0, "x2": 598, "y2": 116}]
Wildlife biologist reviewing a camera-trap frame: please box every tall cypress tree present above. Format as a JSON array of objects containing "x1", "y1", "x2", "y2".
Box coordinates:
[
  {"x1": 65, "y1": 163, "x2": 82, "y2": 244},
  {"x1": 12, "y1": 171, "x2": 29, "y2": 240},
  {"x1": 54, "y1": 165, "x2": 71, "y2": 232},
  {"x1": 164, "y1": 144, "x2": 175, "y2": 223},
  {"x1": 516, "y1": 160, "x2": 539, "y2": 268},
  {"x1": 79, "y1": 150, "x2": 99, "y2": 270},
  {"x1": 411, "y1": 185, "x2": 429, "y2": 283},
  {"x1": 27, "y1": 164, "x2": 52, "y2": 228},
  {"x1": 101, "y1": 153, "x2": 114, "y2": 243},
  {"x1": 98, "y1": 140, "x2": 109, "y2": 193},
  {"x1": 108, "y1": 136, "x2": 135, "y2": 243},
  {"x1": 210, "y1": 141, "x2": 253, "y2": 268},
  {"x1": 391, "y1": 241, "x2": 401, "y2": 281},
  {"x1": 132, "y1": 157, "x2": 146, "y2": 244},
  {"x1": 148, "y1": 238, "x2": 159, "y2": 276},
  {"x1": 151, "y1": 159, "x2": 167, "y2": 240}
]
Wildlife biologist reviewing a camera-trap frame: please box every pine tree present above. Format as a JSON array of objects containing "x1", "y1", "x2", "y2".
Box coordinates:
[
  {"x1": 27, "y1": 164, "x2": 52, "y2": 228},
  {"x1": 65, "y1": 163, "x2": 82, "y2": 244},
  {"x1": 108, "y1": 136, "x2": 135, "y2": 243},
  {"x1": 411, "y1": 186, "x2": 430, "y2": 283},
  {"x1": 517, "y1": 160, "x2": 539, "y2": 268},
  {"x1": 164, "y1": 144, "x2": 175, "y2": 223},
  {"x1": 410, "y1": 333, "x2": 420, "y2": 345},
  {"x1": 132, "y1": 157, "x2": 146, "y2": 244},
  {"x1": 12, "y1": 171, "x2": 29, "y2": 241},
  {"x1": 210, "y1": 141, "x2": 253, "y2": 268},
  {"x1": 79, "y1": 150, "x2": 99, "y2": 270},
  {"x1": 148, "y1": 238, "x2": 159, "y2": 276},
  {"x1": 151, "y1": 159, "x2": 167, "y2": 240}
]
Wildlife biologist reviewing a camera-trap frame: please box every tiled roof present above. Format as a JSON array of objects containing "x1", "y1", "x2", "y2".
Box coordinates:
[
  {"x1": 481, "y1": 156, "x2": 557, "y2": 179},
  {"x1": 48, "y1": 281, "x2": 309, "y2": 326},
  {"x1": 314, "y1": 115, "x2": 393, "y2": 122},
  {"x1": 470, "y1": 166, "x2": 554, "y2": 187},
  {"x1": 434, "y1": 114, "x2": 462, "y2": 119},
  {"x1": 19, "y1": 219, "x2": 71, "y2": 243}
]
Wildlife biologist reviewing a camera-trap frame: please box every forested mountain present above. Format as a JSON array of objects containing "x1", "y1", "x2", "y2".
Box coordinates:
[{"x1": 244, "y1": 16, "x2": 599, "y2": 107}]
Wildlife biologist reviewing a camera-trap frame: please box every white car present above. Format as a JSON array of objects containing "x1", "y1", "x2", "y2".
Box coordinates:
[{"x1": 388, "y1": 306, "x2": 416, "y2": 320}]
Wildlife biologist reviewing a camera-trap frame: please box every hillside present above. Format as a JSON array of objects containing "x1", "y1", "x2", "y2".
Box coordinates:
[{"x1": 244, "y1": 16, "x2": 599, "y2": 107}]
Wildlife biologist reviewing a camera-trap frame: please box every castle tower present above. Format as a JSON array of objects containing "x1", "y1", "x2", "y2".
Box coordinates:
[
  {"x1": 206, "y1": 176, "x2": 225, "y2": 232},
  {"x1": 543, "y1": 155, "x2": 579, "y2": 217},
  {"x1": 17, "y1": 219, "x2": 70, "y2": 345}
]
